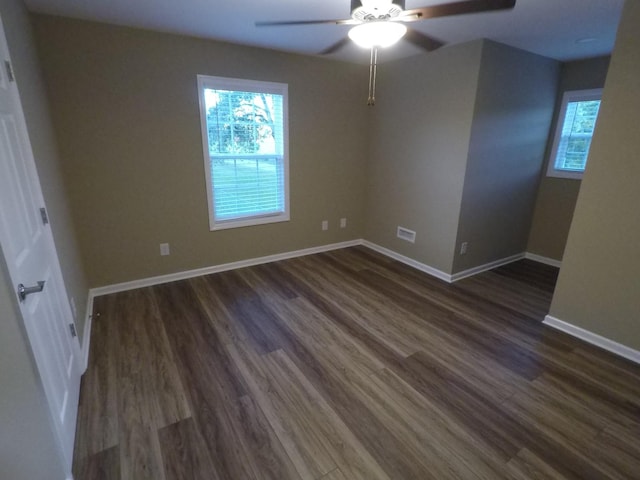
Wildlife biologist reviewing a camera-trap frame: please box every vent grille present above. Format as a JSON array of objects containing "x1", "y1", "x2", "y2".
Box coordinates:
[{"x1": 397, "y1": 226, "x2": 416, "y2": 243}]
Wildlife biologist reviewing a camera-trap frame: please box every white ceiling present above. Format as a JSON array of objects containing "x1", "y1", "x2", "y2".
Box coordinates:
[{"x1": 23, "y1": 0, "x2": 625, "y2": 64}]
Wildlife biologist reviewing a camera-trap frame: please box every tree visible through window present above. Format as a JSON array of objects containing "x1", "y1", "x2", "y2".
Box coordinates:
[
  {"x1": 547, "y1": 88, "x2": 602, "y2": 179},
  {"x1": 197, "y1": 76, "x2": 289, "y2": 230}
]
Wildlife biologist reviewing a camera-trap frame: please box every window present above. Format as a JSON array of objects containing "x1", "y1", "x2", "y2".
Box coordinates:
[
  {"x1": 547, "y1": 88, "x2": 602, "y2": 179},
  {"x1": 197, "y1": 75, "x2": 289, "y2": 230}
]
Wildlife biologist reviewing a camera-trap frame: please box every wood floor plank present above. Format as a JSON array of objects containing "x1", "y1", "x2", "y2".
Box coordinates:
[
  {"x1": 319, "y1": 469, "x2": 347, "y2": 480},
  {"x1": 136, "y1": 288, "x2": 191, "y2": 427},
  {"x1": 394, "y1": 350, "x2": 524, "y2": 462},
  {"x1": 303, "y1": 253, "x2": 555, "y2": 392},
  {"x1": 236, "y1": 394, "x2": 302, "y2": 480},
  {"x1": 228, "y1": 342, "x2": 333, "y2": 480},
  {"x1": 73, "y1": 445, "x2": 121, "y2": 480},
  {"x1": 506, "y1": 448, "x2": 569, "y2": 480},
  {"x1": 500, "y1": 393, "x2": 621, "y2": 480},
  {"x1": 280, "y1": 257, "x2": 422, "y2": 358},
  {"x1": 225, "y1": 296, "x2": 449, "y2": 479},
  {"x1": 265, "y1": 349, "x2": 391, "y2": 480},
  {"x1": 331, "y1": 248, "x2": 576, "y2": 356},
  {"x1": 501, "y1": 390, "x2": 601, "y2": 452},
  {"x1": 114, "y1": 288, "x2": 190, "y2": 429},
  {"x1": 532, "y1": 373, "x2": 640, "y2": 432},
  {"x1": 189, "y1": 274, "x2": 249, "y2": 346},
  {"x1": 73, "y1": 295, "x2": 119, "y2": 461},
  {"x1": 238, "y1": 265, "x2": 385, "y2": 376},
  {"x1": 153, "y1": 281, "x2": 258, "y2": 480},
  {"x1": 236, "y1": 266, "x2": 463, "y2": 479},
  {"x1": 158, "y1": 417, "x2": 216, "y2": 480},
  {"x1": 585, "y1": 424, "x2": 640, "y2": 479},
  {"x1": 111, "y1": 290, "x2": 164, "y2": 480},
  {"x1": 74, "y1": 247, "x2": 640, "y2": 480},
  {"x1": 203, "y1": 270, "x2": 282, "y2": 355},
  {"x1": 117, "y1": 375, "x2": 167, "y2": 480},
  {"x1": 362, "y1": 368, "x2": 509, "y2": 480},
  {"x1": 323, "y1": 250, "x2": 575, "y2": 366},
  {"x1": 349, "y1": 266, "x2": 550, "y2": 381}
]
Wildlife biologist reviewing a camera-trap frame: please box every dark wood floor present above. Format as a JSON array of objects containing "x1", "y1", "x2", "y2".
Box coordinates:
[{"x1": 73, "y1": 246, "x2": 640, "y2": 479}]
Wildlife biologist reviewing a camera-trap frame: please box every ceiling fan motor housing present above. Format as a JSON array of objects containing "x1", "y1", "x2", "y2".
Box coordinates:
[{"x1": 351, "y1": 0, "x2": 406, "y2": 21}]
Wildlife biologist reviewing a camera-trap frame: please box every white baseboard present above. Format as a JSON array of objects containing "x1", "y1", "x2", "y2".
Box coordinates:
[
  {"x1": 89, "y1": 242, "x2": 561, "y2": 302},
  {"x1": 361, "y1": 240, "x2": 452, "y2": 282},
  {"x1": 450, "y1": 253, "x2": 526, "y2": 282},
  {"x1": 89, "y1": 241, "x2": 562, "y2": 302},
  {"x1": 81, "y1": 292, "x2": 94, "y2": 373},
  {"x1": 90, "y1": 239, "x2": 363, "y2": 297},
  {"x1": 525, "y1": 252, "x2": 562, "y2": 268},
  {"x1": 544, "y1": 315, "x2": 640, "y2": 365},
  {"x1": 360, "y1": 242, "x2": 534, "y2": 284}
]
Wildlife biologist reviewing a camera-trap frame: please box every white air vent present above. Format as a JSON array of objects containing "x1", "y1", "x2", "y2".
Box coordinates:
[{"x1": 397, "y1": 226, "x2": 416, "y2": 243}]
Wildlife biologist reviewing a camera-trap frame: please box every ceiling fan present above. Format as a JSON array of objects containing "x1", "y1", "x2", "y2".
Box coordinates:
[{"x1": 256, "y1": 0, "x2": 516, "y2": 105}]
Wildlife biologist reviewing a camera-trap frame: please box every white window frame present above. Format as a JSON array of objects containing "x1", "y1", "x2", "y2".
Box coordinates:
[
  {"x1": 197, "y1": 75, "x2": 290, "y2": 231},
  {"x1": 546, "y1": 88, "x2": 602, "y2": 180}
]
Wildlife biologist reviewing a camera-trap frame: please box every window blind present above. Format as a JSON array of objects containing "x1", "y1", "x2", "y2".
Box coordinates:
[
  {"x1": 203, "y1": 87, "x2": 286, "y2": 223},
  {"x1": 555, "y1": 99, "x2": 601, "y2": 172}
]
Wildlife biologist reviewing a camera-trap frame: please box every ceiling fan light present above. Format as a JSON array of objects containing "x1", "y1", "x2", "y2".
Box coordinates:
[{"x1": 348, "y1": 21, "x2": 407, "y2": 48}]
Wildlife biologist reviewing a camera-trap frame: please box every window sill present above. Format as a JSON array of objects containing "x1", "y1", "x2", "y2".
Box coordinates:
[
  {"x1": 210, "y1": 212, "x2": 290, "y2": 231},
  {"x1": 546, "y1": 169, "x2": 584, "y2": 180}
]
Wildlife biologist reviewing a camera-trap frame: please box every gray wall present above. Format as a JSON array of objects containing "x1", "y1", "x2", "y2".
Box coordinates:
[
  {"x1": 527, "y1": 56, "x2": 610, "y2": 261},
  {"x1": 453, "y1": 41, "x2": 559, "y2": 272},
  {"x1": 365, "y1": 41, "x2": 483, "y2": 273},
  {"x1": 549, "y1": 0, "x2": 640, "y2": 351},
  {"x1": 32, "y1": 15, "x2": 370, "y2": 287}
]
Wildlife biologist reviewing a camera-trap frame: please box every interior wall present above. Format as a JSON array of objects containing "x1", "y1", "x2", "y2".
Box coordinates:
[
  {"x1": 549, "y1": 0, "x2": 640, "y2": 351},
  {"x1": 453, "y1": 41, "x2": 559, "y2": 273},
  {"x1": 527, "y1": 56, "x2": 611, "y2": 261},
  {"x1": 364, "y1": 40, "x2": 483, "y2": 274},
  {"x1": 0, "y1": 2, "x2": 88, "y2": 338},
  {"x1": 32, "y1": 15, "x2": 370, "y2": 288}
]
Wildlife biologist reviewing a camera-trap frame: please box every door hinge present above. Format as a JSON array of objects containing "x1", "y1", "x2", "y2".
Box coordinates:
[
  {"x1": 69, "y1": 323, "x2": 77, "y2": 338},
  {"x1": 4, "y1": 60, "x2": 14, "y2": 82},
  {"x1": 40, "y1": 207, "x2": 49, "y2": 225}
]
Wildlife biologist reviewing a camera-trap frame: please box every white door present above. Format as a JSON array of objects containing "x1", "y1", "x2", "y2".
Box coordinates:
[{"x1": 0, "y1": 15, "x2": 81, "y2": 475}]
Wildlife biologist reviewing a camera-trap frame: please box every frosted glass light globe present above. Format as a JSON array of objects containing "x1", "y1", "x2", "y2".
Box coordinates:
[{"x1": 348, "y1": 21, "x2": 407, "y2": 49}]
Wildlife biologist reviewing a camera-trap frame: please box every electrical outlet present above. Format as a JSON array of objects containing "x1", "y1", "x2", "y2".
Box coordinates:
[
  {"x1": 460, "y1": 242, "x2": 468, "y2": 255},
  {"x1": 321, "y1": 220, "x2": 329, "y2": 231},
  {"x1": 160, "y1": 243, "x2": 170, "y2": 256},
  {"x1": 340, "y1": 218, "x2": 347, "y2": 228}
]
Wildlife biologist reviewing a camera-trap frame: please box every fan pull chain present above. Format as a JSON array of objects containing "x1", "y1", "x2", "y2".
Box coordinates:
[{"x1": 367, "y1": 46, "x2": 378, "y2": 106}]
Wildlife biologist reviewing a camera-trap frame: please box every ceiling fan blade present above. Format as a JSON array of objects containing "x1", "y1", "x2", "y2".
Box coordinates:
[
  {"x1": 403, "y1": 29, "x2": 445, "y2": 51},
  {"x1": 255, "y1": 18, "x2": 358, "y2": 27},
  {"x1": 320, "y1": 37, "x2": 352, "y2": 55},
  {"x1": 401, "y1": 0, "x2": 515, "y2": 22}
]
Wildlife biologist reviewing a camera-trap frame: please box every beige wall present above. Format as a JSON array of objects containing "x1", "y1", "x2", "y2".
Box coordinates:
[
  {"x1": 32, "y1": 15, "x2": 369, "y2": 287},
  {"x1": 364, "y1": 41, "x2": 483, "y2": 273},
  {"x1": 527, "y1": 56, "x2": 610, "y2": 261},
  {"x1": 453, "y1": 41, "x2": 559, "y2": 272},
  {"x1": 549, "y1": 0, "x2": 640, "y2": 350}
]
